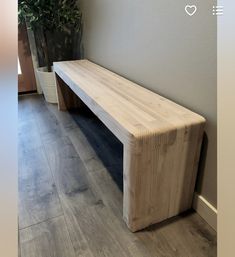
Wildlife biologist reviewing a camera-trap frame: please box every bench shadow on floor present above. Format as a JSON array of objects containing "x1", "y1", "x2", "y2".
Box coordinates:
[{"x1": 69, "y1": 106, "x2": 124, "y2": 191}]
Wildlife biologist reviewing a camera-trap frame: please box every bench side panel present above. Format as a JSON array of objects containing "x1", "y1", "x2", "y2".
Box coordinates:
[{"x1": 123, "y1": 122, "x2": 205, "y2": 232}]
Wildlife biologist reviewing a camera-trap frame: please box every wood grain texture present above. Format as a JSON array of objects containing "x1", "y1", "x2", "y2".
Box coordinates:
[
  {"x1": 54, "y1": 60, "x2": 205, "y2": 140},
  {"x1": 137, "y1": 212, "x2": 217, "y2": 257},
  {"x1": 54, "y1": 60, "x2": 206, "y2": 231},
  {"x1": 18, "y1": 147, "x2": 62, "y2": 229},
  {"x1": 20, "y1": 216, "x2": 76, "y2": 257},
  {"x1": 18, "y1": 95, "x2": 216, "y2": 257},
  {"x1": 18, "y1": 96, "x2": 63, "y2": 230},
  {"x1": 43, "y1": 136, "x2": 152, "y2": 257},
  {"x1": 55, "y1": 73, "x2": 83, "y2": 111}
]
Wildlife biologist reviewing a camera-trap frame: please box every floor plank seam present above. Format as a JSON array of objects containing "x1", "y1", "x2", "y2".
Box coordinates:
[
  {"x1": 24, "y1": 99, "x2": 78, "y2": 256},
  {"x1": 38, "y1": 103, "x2": 85, "y2": 256},
  {"x1": 19, "y1": 213, "x2": 64, "y2": 231}
]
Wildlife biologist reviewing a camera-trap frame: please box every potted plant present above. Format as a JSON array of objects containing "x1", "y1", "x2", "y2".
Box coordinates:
[{"x1": 18, "y1": 0, "x2": 82, "y2": 103}]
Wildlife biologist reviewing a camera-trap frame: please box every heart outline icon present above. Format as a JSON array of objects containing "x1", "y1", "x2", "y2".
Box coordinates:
[{"x1": 185, "y1": 5, "x2": 197, "y2": 16}]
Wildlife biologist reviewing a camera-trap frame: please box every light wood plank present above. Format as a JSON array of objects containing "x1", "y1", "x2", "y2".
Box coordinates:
[
  {"x1": 54, "y1": 60, "x2": 206, "y2": 231},
  {"x1": 54, "y1": 60, "x2": 205, "y2": 141}
]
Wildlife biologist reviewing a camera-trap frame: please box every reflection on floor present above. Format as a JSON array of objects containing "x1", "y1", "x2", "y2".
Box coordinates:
[{"x1": 18, "y1": 94, "x2": 217, "y2": 257}]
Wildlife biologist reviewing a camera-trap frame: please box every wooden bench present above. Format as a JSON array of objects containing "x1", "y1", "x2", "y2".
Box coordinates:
[{"x1": 54, "y1": 60, "x2": 206, "y2": 232}]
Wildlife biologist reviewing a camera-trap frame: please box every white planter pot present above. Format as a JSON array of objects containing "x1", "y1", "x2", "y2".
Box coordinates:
[{"x1": 36, "y1": 66, "x2": 58, "y2": 103}]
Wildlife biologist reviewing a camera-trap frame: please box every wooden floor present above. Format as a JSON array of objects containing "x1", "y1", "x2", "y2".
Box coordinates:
[{"x1": 18, "y1": 94, "x2": 217, "y2": 257}]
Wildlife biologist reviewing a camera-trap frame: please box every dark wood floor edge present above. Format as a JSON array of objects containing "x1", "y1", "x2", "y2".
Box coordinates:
[{"x1": 18, "y1": 90, "x2": 38, "y2": 96}]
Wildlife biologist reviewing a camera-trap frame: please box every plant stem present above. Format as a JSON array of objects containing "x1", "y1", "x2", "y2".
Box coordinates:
[{"x1": 42, "y1": 30, "x2": 51, "y2": 72}]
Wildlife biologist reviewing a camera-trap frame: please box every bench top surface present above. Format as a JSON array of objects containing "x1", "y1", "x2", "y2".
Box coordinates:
[{"x1": 54, "y1": 60, "x2": 205, "y2": 138}]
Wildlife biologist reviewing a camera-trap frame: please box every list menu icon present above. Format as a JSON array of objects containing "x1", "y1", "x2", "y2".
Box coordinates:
[{"x1": 213, "y1": 5, "x2": 224, "y2": 16}]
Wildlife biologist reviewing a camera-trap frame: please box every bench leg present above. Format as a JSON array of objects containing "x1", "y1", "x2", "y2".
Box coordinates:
[
  {"x1": 55, "y1": 74, "x2": 83, "y2": 111},
  {"x1": 123, "y1": 124, "x2": 204, "y2": 232}
]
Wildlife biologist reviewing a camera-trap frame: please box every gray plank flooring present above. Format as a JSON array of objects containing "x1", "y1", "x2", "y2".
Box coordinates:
[
  {"x1": 20, "y1": 216, "x2": 76, "y2": 257},
  {"x1": 18, "y1": 94, "x2": 217, "y2": 257}
]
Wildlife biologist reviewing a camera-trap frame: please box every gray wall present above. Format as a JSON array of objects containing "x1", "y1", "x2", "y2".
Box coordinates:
[{"x1": 81, "y1": 0, "x2": 217, "y2": 207}]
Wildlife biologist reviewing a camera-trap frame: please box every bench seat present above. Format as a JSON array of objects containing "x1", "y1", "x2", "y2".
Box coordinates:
[{"x1": 54, "y1": 59, "x2": 205, "y2": 232}]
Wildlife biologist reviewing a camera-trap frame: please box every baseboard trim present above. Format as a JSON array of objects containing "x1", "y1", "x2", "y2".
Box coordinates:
[{"x1": 192, "y1": 193, "x2": 217, "y2": 231}]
